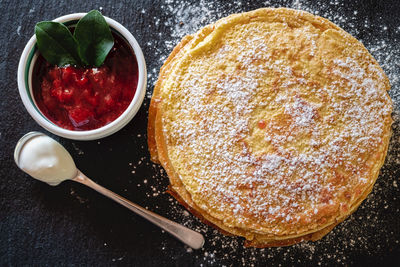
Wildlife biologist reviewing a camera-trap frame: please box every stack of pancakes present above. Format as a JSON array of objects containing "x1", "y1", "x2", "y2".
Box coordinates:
[{"x1": 148, "y1": 8, "x2": 392, "y2": 247}]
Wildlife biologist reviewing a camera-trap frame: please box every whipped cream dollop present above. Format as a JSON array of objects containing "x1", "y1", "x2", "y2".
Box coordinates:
[{"x1": 18, "y1": 135, "x2": 77, "y2": 185}]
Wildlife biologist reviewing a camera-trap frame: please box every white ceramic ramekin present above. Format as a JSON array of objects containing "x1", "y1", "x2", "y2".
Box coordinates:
[{"x1": 17, "y1": 13, "x2": 147, "y2": 140}]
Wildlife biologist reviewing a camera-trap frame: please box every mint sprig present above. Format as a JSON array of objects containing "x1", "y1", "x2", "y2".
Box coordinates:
[{"x1": 35, "y1": 10, "x2": 114, "y2": 67}]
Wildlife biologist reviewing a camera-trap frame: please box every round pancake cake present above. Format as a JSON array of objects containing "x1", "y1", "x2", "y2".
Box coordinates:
[{"x1": 148, "y1": 8, "x2": 392, "y2": 247}]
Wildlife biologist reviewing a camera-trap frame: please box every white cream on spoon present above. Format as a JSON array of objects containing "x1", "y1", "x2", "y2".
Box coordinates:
[
  {"x1": 14, "y1": 132, "x2": 204, "y2": 249},
  {"x1": 18, "y1": 134, "x2": 77, "y2": 185}
]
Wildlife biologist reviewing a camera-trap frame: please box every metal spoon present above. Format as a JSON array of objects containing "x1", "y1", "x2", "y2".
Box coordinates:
[{"x1": 14, "y1": 132, "x2": 204, "y2": 249}]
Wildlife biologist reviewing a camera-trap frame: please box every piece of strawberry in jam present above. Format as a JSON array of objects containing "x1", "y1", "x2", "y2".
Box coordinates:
[
  {"x1": 61, "y1": 66, "x2": 74, "y2": 83},
  {"x1": 68, "y1": 107, "x2": 94, "y2": 127}
]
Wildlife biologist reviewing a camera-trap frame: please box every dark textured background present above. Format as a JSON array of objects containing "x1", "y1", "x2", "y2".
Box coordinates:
[{"x1": 1, "y1": 0, "x2": 400, "y2": 266}]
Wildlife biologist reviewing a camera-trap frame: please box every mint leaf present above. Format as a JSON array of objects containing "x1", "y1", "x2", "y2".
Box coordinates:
[
  {"x1": 35, "y1": 21, "x2": 81, "y2": 66},
  {"x1": 74, "y1": 10, "x2": 114, "y2": 67}
]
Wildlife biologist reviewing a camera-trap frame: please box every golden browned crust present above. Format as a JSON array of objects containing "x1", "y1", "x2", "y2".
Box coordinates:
[
  {"x1": 148, "y1": 35, "x2": 195, "y2": 163},
  {"x1": 148, "y1": 7, "x2": 393, "y2": 247},
  {"x1": 148, "y1": 23, "x2": 217, "y2": 162}
]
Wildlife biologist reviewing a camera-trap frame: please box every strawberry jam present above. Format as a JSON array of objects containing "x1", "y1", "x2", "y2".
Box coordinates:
[{"x1": 32, "y1": 32, "x2": 138, "y2": 131}]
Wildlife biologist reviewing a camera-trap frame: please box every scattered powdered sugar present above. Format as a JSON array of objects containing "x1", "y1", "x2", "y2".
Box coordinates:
[
  {"x1": 284, "y1": 97, "x2": 318, "y2": 127},
  {"x1": 70, "y1": 187, "x2": 89, "y2": 205},
  {"x1": 138, "y1": 0, "x2": 400, "y2": 265},
  {"x1": 71, "y1": 142, "x2": 85, "y2": 155}
]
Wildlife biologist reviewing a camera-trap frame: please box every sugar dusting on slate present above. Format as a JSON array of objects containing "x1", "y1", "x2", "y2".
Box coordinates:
[{"x1": 137, "y1": 0, "x2": 400, "y2": 265}]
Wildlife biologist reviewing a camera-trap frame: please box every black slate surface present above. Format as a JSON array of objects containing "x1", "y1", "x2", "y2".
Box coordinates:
[{"x1": 1, "y1": 0, "x2": 400, "y2": 266}]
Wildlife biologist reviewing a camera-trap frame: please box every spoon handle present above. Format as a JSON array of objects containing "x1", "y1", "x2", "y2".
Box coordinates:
[{"x1": 72, "y1": 170, "x2": 204, "y2": 249}]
